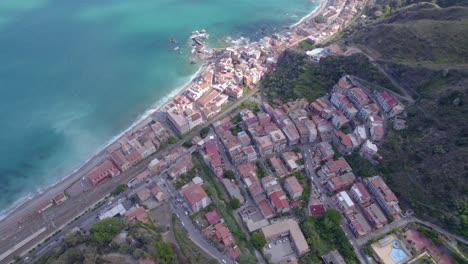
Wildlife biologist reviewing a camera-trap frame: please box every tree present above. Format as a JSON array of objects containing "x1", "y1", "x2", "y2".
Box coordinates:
[
  {"x1": 64, "y1": 231, "x2": 84, "y2": 248},
  {"x1": 229, "y1": 198, "x2": 241, "y2": 209},
  {"x1": 224, "y1": 170, "x2": 236, "y2": 180},
  {"x1": 182, "y1": 140, "x2": 193, "y2": 148},
  {"x1": 200, "y1": 127, "x2": 210, "y2": 138},
  {"x1": 112, "y1": 183, "x2": 126, "y2": 195},
  {"x1": 64, "y1": 248, "x2": 84, "y2": 264},
  {"x1": 292, "y1": 147, "x2": 301, "y2": 153},
  {"x1": 90, "y1": 218, "x2": 124, "y2": 245},
  {"x1": 251, "y1": 231, "x2": 267, "y2": 249},
  {"x1": 152, "y1": 239, "x2": 174, "y2": 263},
  {"x1": 167, "y1": 136, "x2": 177, "y2": 144}
]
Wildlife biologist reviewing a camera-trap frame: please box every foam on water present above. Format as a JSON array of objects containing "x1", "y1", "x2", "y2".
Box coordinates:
[{"x1": 0, "y1": 0, "x2": 319, "y2": 217}]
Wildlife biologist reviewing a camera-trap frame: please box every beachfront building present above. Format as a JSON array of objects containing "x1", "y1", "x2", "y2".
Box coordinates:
[{"x1": 87, "y1": 159, "x2": 121, "y2": 185}]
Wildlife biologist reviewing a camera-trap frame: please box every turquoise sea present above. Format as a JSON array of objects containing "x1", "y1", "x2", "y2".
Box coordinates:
[{"x1": 0, "y1": 0, "x2": 319, "y2": 215}]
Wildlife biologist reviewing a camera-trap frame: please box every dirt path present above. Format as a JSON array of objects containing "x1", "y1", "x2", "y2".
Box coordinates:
[{"x1": 343, "y1": 45, "x2": 416, "y2": 103}]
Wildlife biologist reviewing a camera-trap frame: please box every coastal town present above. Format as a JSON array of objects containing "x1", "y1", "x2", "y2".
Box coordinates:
[{"x1": 0, "y1": 0, "x2": 466, "y2": 264}]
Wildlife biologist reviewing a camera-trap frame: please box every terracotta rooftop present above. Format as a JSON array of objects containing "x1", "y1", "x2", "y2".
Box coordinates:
[{"x1": 183, "y1": 184, "x2": 208, "y2": 206}]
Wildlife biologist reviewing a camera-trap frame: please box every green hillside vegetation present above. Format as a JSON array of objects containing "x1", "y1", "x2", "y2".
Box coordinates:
[
  {"x1": 261, "y1": 50, "x2": 397, "y2": 102},
  {"x1": 36, "y1": 219, "x2": 182, "y2": 264},
  {"x1": 353, "y1": 4, "x2": 468, "y2": 66},
  {"x1": 300, "y1": 209, "x2": 358, "y2": 264},
  {"x1": 347, "y1": 3, "x2": 468, "y2": 237},
  {"x1": 264, "y1": 2, "x2": 468, "y2": 237}
]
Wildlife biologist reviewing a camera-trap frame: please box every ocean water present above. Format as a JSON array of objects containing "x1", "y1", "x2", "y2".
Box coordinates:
[{"x1": 0, "y1": 0, "x2": 318, "y2": 214}]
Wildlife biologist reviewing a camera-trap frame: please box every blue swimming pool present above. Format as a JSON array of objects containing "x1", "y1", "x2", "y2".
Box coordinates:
[{"x1": 389, "y1": 240, "x2": 410, "y2": 263}]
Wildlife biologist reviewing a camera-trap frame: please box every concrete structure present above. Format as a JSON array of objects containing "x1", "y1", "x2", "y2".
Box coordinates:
[
  {"x1": 365, "y1": 176, "x2": 402, "y2": 220},
  {"x1": 336, "y1": 191, "x2": 355, "y2": 215},
  {"x1": 261, "y1": 219, "x2": 309, "y2": 256},
  {"x1": 87, "y1": 159, "x2": 121, "y2": 185},
  {"x1": 322, "y1": 250, "x2": 346, "y2": 264},
  {"x1": 284, "y1": 176, "x2": 303, "y2": 200},
  {"x1": 349, "y1": 182, "x2": 371, "y2": 207},
  {"x1": 182, "y1": 184, "x2": 211, "y2": 213}
]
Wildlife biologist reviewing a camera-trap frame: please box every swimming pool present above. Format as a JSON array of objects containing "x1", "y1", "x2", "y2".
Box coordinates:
[{"x1": 389, "y1": 240, "x2": 410, "y2": 263}]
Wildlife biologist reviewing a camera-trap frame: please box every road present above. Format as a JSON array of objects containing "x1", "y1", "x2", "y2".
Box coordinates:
[
  {"x1": 301, "y1": 144, "x2": 368, "y2": 264},
  {"x1": 0, "y1": 85, "x2": 258, "y2": 262},
  {"x1": 160, "y1": 163, "x2": 235, "y2": 264},
  {"x1": 24, "y1": 146, "x2": 231, "y2": 264},
  {"x1": 0, "y1": 86, "x2": 259, "y2": 263}
]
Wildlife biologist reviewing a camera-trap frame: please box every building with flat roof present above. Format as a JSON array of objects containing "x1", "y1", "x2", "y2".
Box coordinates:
[
  {"x1": 261, "y1": 219, "x2": 309, "y2": 256},
  {"x1": 336, "y1": 191, "x2": 355, "y2": 215},
  {"x1": 167, "y1": 108, "x2": 190, "y2": 135},
  {"x1": 365, "y1": 176, "x2": 401, "y2": 220},
  {"x1": 364, "y1": 203, "x2": 388, "y2": 229},
  {"x1": 284, "y1": 176, "x2": 303, "y2": 200},
  {"x1": 349, "y1": 182, "x2": 371, "y2": 207},
  {"x1": 322, "y1": 250, "x2": 346, "y2": 264}
]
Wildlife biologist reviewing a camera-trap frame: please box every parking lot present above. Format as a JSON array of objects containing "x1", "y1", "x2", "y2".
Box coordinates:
[{"x1": 263, "y1": 237, "x2": 296, "y2": 263}]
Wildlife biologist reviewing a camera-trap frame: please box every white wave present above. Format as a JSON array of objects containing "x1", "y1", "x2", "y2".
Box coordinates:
[{"x1": 290, "y1": 1, "x2": 321, "y2": 28}]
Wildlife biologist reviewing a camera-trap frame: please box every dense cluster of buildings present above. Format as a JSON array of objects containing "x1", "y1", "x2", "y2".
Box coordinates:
[
  {"x1": 160, "y1": 0, "x2": 367, "y2": 137},
  {"x1": 334, "y1": 176, "x2": 401, "y2": 238},
  {"x1": 203, "y1": 210, "x2": 242, "y2": 259}
]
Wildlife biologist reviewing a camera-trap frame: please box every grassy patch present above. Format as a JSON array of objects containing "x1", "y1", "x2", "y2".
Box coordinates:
[
  {"x1": 192, "y1": 153, "x2": 254, "y2": 254},
  {"x1": 172, "y1": 215, "x2": 218, "y2": 264}
]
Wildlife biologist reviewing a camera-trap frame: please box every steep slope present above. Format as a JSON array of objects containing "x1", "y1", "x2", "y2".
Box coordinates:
[{"x1": 346, "y1": 3, "x2": 468, "y2": 236}]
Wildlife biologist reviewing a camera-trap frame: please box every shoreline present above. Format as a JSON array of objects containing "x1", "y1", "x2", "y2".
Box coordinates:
[
  {"x1": 0, "y1": 63, "x2": 209, "y2": 221},
  {"x1": 0, "y1": 1, "x2": 325, "y2": 222},
  {"x1": 0, "y1": 0, "x2": 328, "y2": 221},
  {"x1": 1, "y1": 0, "x2": 330, "y2": 220},
  {"x1": 0, "y1": 0, "x2": 330, "y2": 250},
  {"x1": 290, "y1": 0, "x2": 328, "y2": 28}
]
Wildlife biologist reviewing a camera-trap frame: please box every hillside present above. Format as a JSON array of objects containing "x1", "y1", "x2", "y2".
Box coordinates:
[
  {"x1": 351, "y1": 4, "x2": 468, "y2": 66},
  {"x1": 263, "y1": 2, "x2": 468, "y2": 237},
  {"x1": 346, "y1": 2, "x2": 468, "y2": 237}
]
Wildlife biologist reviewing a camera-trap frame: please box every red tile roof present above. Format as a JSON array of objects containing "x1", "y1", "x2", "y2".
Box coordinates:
[
  {"x1": 205, "y1": 139, "x2": 222, "y2": 168},
  {"x1": 183, "y1": 184, "x2": 208, "y2": 206},
  {"x1": 126, "y1": 207, "x2": 148, "y2": 222},
  {"x1": 87, "y1": 159, "x2": 120, "y2": 185},
  {"x1": 380, "y1": 91, "x2": 398, "y2": 109},
  {"x1": 258, "y1": 199, "x2": 274, "y2": 218},
  {"x1": 205, "y1": 210, "x2": 221, "y2": 225},
  {"x1": 269, "y1": 190, "x2": 290, "y2": 211}
]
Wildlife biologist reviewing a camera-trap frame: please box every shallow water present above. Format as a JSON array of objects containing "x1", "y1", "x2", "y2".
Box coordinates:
[{"x1": 0, "y1": 0, "x2": 319, "y2": 213}]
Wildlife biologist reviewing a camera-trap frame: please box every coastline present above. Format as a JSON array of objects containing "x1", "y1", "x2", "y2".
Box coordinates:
[
  {"x1": 0, "y1": 1, "x2": 326, "y2": 221},
  {"x1": 0, "y1": 63, "x2": 209, "y2": 221},
  {"x1": 0, "y1": 0, "x2": 338, "y2": 260},
  {"x1": 290, "y1": 0, "x2": 328, "y2": 28}
]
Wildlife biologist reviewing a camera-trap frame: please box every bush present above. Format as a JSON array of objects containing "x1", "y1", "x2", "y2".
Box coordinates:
[
  {"x1": 112, "y1": 184, "x2": 126, "y2": 196},
  {"x1": 182, "y1": 141, "x2": 193, "y2": 148},
  {"x1": 301, "y1": 209, "x2": 358, "y2": 263},
  {"x1": 167, "y1": 136, "x2": 178, "y2": 144},
  {"x1": 256, "y1": 161, "x2": 267, "y2": 178},
  {"x1": 200, "y1": 127, "x2": 210, "y2": 138},
  {"x1": 90, "y1": 218, "x2": 124, "y2": 245},
  {"x1": 224, "y1": 170, "x2": 236, "y2": 180},
  {"x1": 152, "y1": 239, "x2": 174, "y2": 263},
  {"x1": 229, "y1": 198, "x2": 241, "y2": 209},
  {"x1": 251, "y1": 232, "x2": 267, "y2": 249}
]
